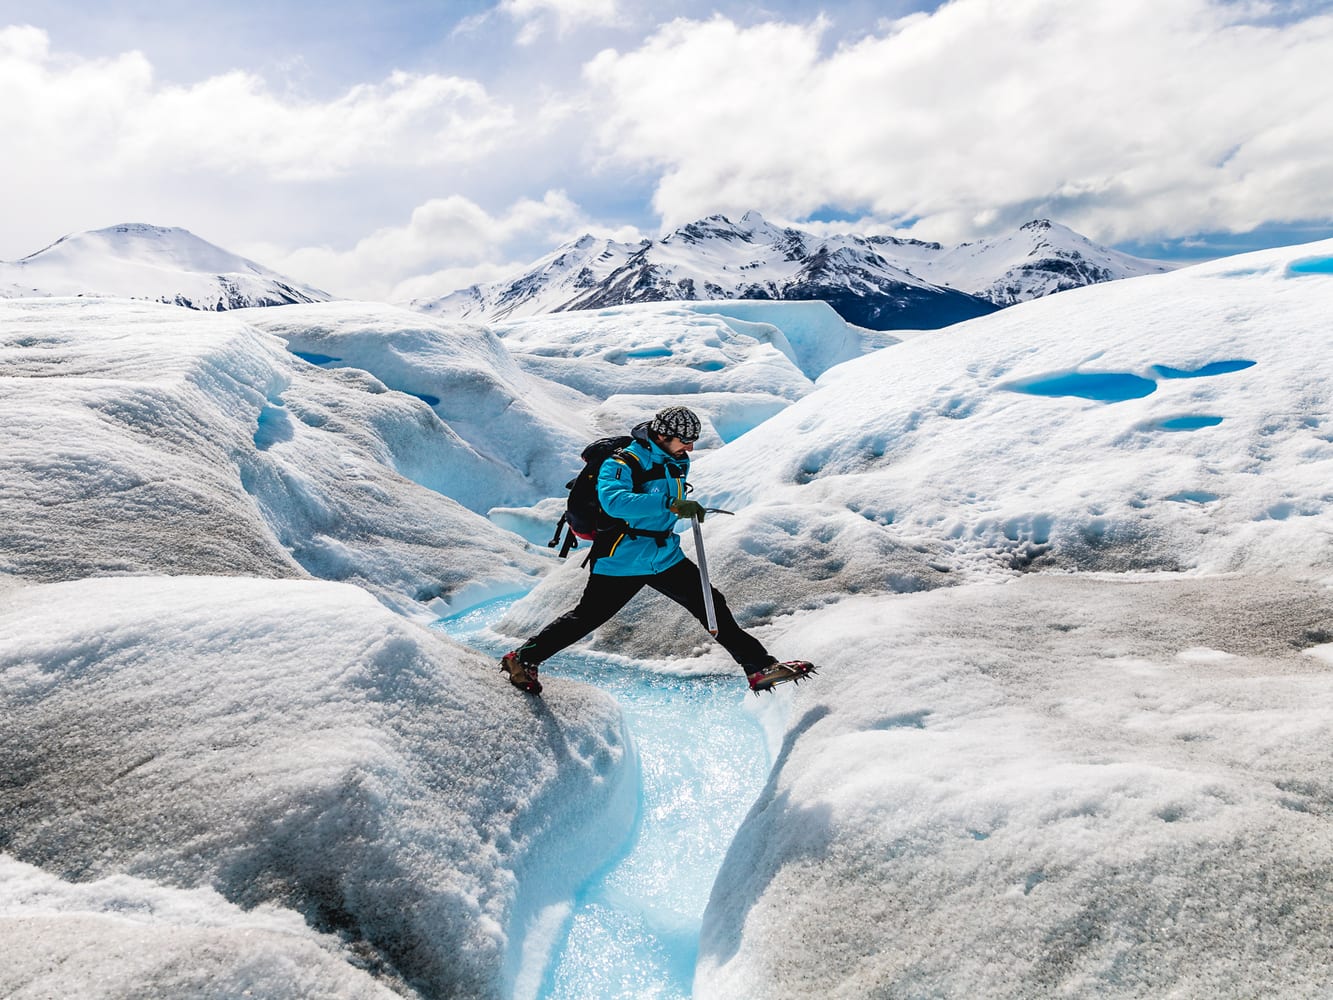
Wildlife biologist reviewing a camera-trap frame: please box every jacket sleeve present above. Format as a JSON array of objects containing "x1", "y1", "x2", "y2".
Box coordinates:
[{"x1": 598, "y1": 454, "x2": 679, "y2": 528}]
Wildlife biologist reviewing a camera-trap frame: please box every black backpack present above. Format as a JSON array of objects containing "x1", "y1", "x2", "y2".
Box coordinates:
[{"x1": 548, "y1": 435, "x2": 673, "y2": 561}]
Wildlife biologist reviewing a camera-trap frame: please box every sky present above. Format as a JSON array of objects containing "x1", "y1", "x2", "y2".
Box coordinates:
[{"x1": 4, "y1": 0, "x2": 1333, "y2": 300}]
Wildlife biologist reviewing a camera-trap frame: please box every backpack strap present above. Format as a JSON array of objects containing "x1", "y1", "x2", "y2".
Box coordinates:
[
  {"x1": 547, "y1": 511, "x2": 569, "y2": 549},
  {"x1": 607, "y1": 448, "x2": 675, "y2": 547},
  {"x1": 614, "y1": 446, "x2": 668, "y2": 491},
  {"x1": 558, "y1": 526, "x2": 579, "y2": 559}
]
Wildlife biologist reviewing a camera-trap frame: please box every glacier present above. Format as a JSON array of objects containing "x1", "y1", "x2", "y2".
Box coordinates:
[{"x1": 3, "y1": 240, "x2": 1333, "y2": 998}]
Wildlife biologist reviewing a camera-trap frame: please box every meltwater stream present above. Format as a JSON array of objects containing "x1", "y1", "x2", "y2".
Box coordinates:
[{"x1": 435, "y1": 597, "x2": 770, "y2": 1000}]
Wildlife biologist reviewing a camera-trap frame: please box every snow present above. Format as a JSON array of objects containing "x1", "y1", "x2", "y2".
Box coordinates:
[
  {"x1": 1, "y1": 855, "x2": 401, "y2": 999},
  {"x1": 0, "y1": 224, "x2": 331, "y2": 309},
  {"x1": 0, "y1": 575, "x2": 634, "y2": 1000},
  {"x1": 920, "y1": 219, "x2": 1174, "y2": 304},
  {"x1": 490, "y1": 301, "x2": 815, "y2": 414},
  {"x1": 238, "y1": 301, "x2": 599, "y2": 508},
  {"x1": 697, "y1": 573, "x2": 1333, "y2": 998},
  {"x1": 0, "y1": 297, "x2": 548, "y2": 616},
  {"x1": 695, "y1": 243, "x2": 1333, "y2": 583},
  {"x1": 3, "y1": 239, "x2": 1333, "y2": 998},
  {"x1": 413, "y1": 212, "x2": 1172, "y2": 324}
]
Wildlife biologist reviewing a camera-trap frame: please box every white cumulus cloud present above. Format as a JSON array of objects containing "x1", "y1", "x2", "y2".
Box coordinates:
[
  {"x1": 247, "y1": 191, "x2": 620, "y2": 301},
  {"x1": 0, "y1": 25, "x2": 520, "y2": 258},
  {"x1": 583, "y1": 1, "x2": 1333, "y2": 244},
  {"x1": 0, "y1": 25, "x2": 514, "y2": 181}
]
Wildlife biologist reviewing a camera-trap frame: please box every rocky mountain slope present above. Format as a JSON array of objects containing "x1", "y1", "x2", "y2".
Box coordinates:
[{"x1": 413, "y1": 212, "x2": 1171, "y2": 331}]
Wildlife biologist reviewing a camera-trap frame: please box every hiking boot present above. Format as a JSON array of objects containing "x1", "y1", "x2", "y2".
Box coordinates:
[
  {"x1": 501, "y1": 651, "x2": 542, "y2": 694},
  {"x1": 747, "y1": 660, "x2": 817, "y2": 694}
]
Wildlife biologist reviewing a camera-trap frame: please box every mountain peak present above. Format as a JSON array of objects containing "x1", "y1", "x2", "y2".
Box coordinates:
[
  {"x1": 412, "y1": 212, "x2": 1172, "y2": 329},
  {"x1": 3, "y1": 223, "x2": 332, "y2": 310}
]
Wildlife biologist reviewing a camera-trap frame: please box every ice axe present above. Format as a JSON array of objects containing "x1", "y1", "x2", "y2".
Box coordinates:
[{"x1": 691, "y1": 507, "x2": 733, "y2": 635}]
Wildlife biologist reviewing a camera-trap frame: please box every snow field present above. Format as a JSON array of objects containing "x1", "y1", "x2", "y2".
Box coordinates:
[
  {"x1": 241, "y1": 301, "x2": 598, "y2": 507},
  {"x1": 696, "y1": 573, "x2": 1333, "y2": 999},
  {"x1": 0, "y1": 575, "x2": 636, "y2": 999},
  {"x1": 491, "y1": 303, "x2": 815, "y2": 413},
  {"x1": 0, "y1": 856, "x2": 401, "y2": 1000},
  {"x1": 695, "y1": 241, "x2": 1333, "y2": 581},
  {"x1": 0, "y1": 297, "x2": 548, "y2": 617},
  {"x1": 2, "y1": 241, "x2": 1333, "y2": 998},
  {"x1": 0, "y1": 297, "x2": 307, "y2": 584}
]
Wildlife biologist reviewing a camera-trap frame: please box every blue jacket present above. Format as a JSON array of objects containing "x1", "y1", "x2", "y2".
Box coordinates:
[{"x1": 594, "y1": 423, "x2": 689, "y2": 576}]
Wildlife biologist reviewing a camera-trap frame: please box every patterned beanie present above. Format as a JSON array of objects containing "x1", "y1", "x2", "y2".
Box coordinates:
[{"x1": 649, "y1": 405, "x2": 702, "y2": 442}]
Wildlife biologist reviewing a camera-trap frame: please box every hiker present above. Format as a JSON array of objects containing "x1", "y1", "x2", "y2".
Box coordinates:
[{"x1": 501, "y1": 405, "x2": 813, "y2": 695}]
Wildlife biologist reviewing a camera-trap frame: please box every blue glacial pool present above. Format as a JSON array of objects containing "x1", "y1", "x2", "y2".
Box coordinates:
[
  {"x1": 435, "y1": 598, "x2": 770, "y2": 1000},
  {"x1": 1289, "y1": 257, "x2": 1333, "y2": 275},
  {"x1": 1152, "y1": 415, "x2": 1224, "y2": 431},
  {"x1": 1150, "y1": 360, "x2": 1255, "y2": 379},
  {"x1": 1005, "y1": 359, "x2": 1256, "y2": 404},
  {"x1": 1005, "y1": 370, "x2": 1157, "y2": 402},
  {"x1": 290, "y1": 350, "x2": 342, "y2": 366}
]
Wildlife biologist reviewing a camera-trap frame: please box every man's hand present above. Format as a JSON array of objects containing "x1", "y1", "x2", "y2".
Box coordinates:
[{"x1": 669, "y1": 498, "x2": 706, "y2": 522}]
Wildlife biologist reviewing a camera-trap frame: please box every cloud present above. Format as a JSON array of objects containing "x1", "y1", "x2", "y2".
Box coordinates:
[
  {"x1": 248, "y1": 191, "x2": 602, "y2": 301},
  {"x1": 583, "y1": 2, "x2": 1333, "y2": 244},
  {"x1": 0, "y1": 26, "x2": 515, "y2": 183},
  {"x1": 501, "y1": 0, "x2": 622, "y2": 44}
]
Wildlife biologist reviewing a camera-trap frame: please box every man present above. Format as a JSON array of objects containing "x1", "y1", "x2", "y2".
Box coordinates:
[{"x1": 501, "y1": 405, "x2": 813, "y2": 695}]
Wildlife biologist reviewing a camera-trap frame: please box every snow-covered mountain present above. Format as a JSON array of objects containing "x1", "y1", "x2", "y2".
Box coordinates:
[
  {"x1": 0, "y1": 224, "x2": 332, "y2": 310},
  {"x1": 412, "y1": 212, "x2": 1172, "y2": 330},
  {"x1": 920, "y1": 218, "x2": 1175, "y2": 305}
]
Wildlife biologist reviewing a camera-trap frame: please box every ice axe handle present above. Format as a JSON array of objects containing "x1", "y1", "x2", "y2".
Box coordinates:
[{"x1": 691, "y1": 515, "x2": 718, "y2": 635}]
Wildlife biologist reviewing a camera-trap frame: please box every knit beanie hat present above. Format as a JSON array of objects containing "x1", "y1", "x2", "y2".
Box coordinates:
[{"x1": 649, "y1": 405, "x2": 702, "y2": 442}]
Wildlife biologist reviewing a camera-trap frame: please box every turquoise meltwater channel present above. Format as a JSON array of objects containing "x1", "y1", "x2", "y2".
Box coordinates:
[{"x1": 434, "y1": 597, "x2": 771, "y2": 1000}]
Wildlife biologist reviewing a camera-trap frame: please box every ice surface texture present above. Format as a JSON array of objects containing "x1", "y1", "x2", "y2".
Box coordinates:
[
  {"x1": 0, "y1": 576, "x2": 634, "y2": 999},
  {"x1": 697, "y1": 240, "x2": 1333, "y2": 580},
  {"x1": 0, "y1": 298, "x2": 547, "y2": 616},
  {"x1": 696, "y1": 573, "x2": 1333, "y2": 999},
  {"x1": 3, "y1": 236, "x2": 1333, "y2": 998}
]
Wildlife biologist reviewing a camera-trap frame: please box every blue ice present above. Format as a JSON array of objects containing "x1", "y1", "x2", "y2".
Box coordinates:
[
  {"x1": 1288, "y1": 257, "x2": 1333, "y2": 275},
  {"x1": 290, "y1": 350, "x2": 342, "y2": 365},
  {"x1": 1153, "y1": 415, "x2": 1224, "y2": 431},
  {"x1": 435, "y1": 598, "x2": 768, "y2": 1000},
  {"x1": 252, "y1": 404, "x2": 293, "y2": 450},
  {"x1": 1151, "y1": 360, "x2": 1255, "y2": 379},
  {"x1": 1006, "y1": 370, "x2": 1157, "y2": 402},
  {"x1": 408, "y1": 391, "x2": 442, "y2": 407},
  {"x1": 711, "y1": 400, "x2": 789, "y2": 444}
]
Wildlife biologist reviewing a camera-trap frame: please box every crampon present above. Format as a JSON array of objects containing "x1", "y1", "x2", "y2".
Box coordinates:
[
  {"x1": 747, "y1": 660, "x2": 817, "y2": 695},
  {"x1": 500, "y1": 651, "x2": 542, "y2": 695}
]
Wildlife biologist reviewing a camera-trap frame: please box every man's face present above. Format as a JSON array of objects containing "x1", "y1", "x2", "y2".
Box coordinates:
[{"x1": 659, "y1": 434, "x2": 695, "y2": 459}]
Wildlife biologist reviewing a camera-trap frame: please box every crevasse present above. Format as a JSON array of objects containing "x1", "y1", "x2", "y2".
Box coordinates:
[{"x1": 435, "y1": 597, "x2": 770, "y2": 1000}]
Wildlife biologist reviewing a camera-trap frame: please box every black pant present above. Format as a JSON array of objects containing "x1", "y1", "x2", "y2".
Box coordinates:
[{"x1": 518, "y1": 558, "x2": 772, "y2": 673}]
